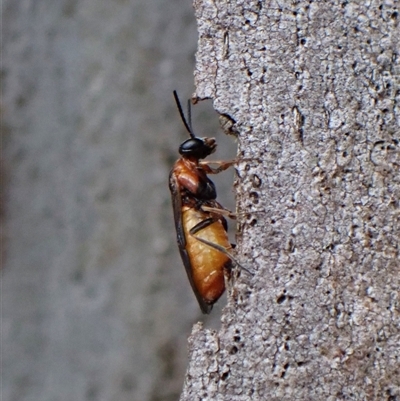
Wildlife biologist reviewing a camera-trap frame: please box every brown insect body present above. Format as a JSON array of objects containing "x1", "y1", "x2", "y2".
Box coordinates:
[{"x1": 169, "y1": 92, "x2": 233, "y2": 314}]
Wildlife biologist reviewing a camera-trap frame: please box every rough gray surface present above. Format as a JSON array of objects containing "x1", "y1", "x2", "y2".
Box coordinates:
[
  {"x1": 2, "y1": 1, "x2": 236, "y2": 400},
  {"x1": 181, "y1": 0, "x2": 400, "y2": 400}
]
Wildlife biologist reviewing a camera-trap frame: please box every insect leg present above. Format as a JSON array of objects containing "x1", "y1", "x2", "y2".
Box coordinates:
[
  {"x1": 201, "y1": 205, "x2": 266, "y2": 222},
  {"x1": 199, "y1": 157, "x2": 262, "y2": 174},
  {"x1": 199, "y1": 160, "x2": 236, "y2": 174},
  {"x1": 189, "y1": 217, "x2": 215, "y2": 235},
  {"x1": 200, "y1": 205, "x2": 236, "y2": 220},
  {"x1": 189, "y1": 218, "x2": 253, "y2": 276}
]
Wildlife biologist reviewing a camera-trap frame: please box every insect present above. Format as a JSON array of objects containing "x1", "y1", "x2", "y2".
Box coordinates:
[{"x1": 169, "y1": 91, "x2": 238, "y2": 314}]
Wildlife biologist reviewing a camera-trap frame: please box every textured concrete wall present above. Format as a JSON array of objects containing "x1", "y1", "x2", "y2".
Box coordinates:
[
  {"x1": 2, "y1": 1, "x2": 236, "y2": 400},
  {"x1": 182, "y1": 0, "x2": 400, "y2": 399}
]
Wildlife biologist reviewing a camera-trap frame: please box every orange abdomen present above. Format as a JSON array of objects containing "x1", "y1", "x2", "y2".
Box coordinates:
[{"x1": 182, "y1": 208, "x2": 231, "y2": 304}]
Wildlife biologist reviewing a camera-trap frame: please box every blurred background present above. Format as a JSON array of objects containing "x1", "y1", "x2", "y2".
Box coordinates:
[{"x1": 1, "y1": 1, "x2": 236, "y2": 400}]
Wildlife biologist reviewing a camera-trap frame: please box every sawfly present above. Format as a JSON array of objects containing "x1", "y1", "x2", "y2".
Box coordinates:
[{"x1": 169, "y1": 91, "x2": 241, "y2": 314}]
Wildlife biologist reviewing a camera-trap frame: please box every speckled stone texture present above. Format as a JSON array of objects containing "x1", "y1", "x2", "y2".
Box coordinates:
[{"x1": 181, "y1": 1, "x2": 400, "y2": 400}]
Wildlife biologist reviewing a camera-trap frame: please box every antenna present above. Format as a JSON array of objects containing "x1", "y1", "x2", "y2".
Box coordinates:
[
  {"x1": 173, "y1": 90, "x2": 195, "y2": 138},
  {"x1": 187, "y1": 99, "x2": 193, "y2": 134}
]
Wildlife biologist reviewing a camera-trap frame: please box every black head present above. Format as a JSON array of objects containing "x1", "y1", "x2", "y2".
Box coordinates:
[
  {"x1": 179, "y1": 137, "x2": 216, "y2": 159},
  {"x1": 173, "y1": 90, "x2": 217, "y2": 159}
]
